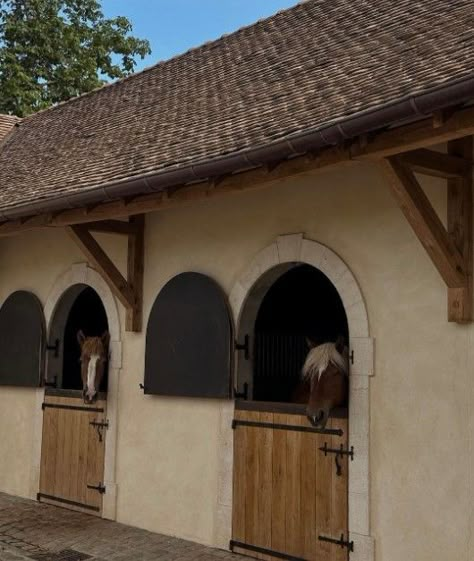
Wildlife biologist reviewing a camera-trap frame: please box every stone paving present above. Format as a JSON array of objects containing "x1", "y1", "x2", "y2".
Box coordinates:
[{"x1": 0, "y1": 493, "x2": 250, "y2": 561}]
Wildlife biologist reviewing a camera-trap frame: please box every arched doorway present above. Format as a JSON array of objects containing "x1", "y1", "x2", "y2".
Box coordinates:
[
  {"x1": 39, "y1": 283, "x2": 110, "y2": 515},
  {"x1": 217, "y1": 236, "x2": 373, "y2": 561},
  {"x1": 232, "y1": 262, "x2": 350, "y2": 560}
]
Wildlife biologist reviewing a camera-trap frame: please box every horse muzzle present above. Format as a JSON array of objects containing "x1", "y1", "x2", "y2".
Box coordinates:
[{"x1": 307, "y1": 409, "x2": 328, "y2": 429}]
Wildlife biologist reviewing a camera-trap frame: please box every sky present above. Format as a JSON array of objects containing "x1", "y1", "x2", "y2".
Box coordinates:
[{"x1": 102, "y1": 0, "x2": 300, "y2": 72}]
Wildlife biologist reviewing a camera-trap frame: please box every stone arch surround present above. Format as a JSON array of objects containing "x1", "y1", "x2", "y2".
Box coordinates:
[
  {"x1": 215, "y1": 234, "x2": 375, "y2": 561},
  {"x1": 30, "y1": 263, "x2": 122, "y2": 520}
]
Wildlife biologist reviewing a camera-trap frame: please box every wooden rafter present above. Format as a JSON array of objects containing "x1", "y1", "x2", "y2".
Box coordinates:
[
  {"x1": 381, "y1": 137, "x2": 473, "y2": 323},
  {"x1": 67, "y1": 216, "x2": 145, "y2": 332},
  {"x1": 398, "y1": 149, "x2": 471, "y2": 179},
  {"x1": 83, "y1": 219, "x2": 141, "y2": 236},
  {"x1": 2, "y1": 104, "x2": 474, "y2": 237}
]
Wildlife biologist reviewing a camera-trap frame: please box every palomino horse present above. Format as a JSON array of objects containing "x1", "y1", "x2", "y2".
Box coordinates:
[
  {"x1": 292, "y1": 337, "x2": 349, "y2": 429},
  {"x1": 77, "y1": 330, "x2": 110, "y2": 404}
]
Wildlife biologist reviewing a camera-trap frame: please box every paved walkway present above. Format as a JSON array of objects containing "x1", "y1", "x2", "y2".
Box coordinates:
[{"x1": 0, "y1": 493, "x2": 249, "y2": 561}]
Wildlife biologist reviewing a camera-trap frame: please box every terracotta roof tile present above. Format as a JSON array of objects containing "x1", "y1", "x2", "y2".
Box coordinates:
[
  {"x1": 0, "y1": 0, "x2": 473, "y2": 213},
  {"x1": 0, "y1": 114, "x2": 20, "y2": 142}
]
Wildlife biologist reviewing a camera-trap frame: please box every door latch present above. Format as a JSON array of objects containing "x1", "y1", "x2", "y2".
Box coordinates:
[
  {"x1": 319, "y1": 442, "x2": 354, "y2": 476},
  {"x1": 89, "y1": 419, "x2": 109, "y2": 442},
  {"x1": 87, "y1": 482, "x2": 106, "y2": 494}
]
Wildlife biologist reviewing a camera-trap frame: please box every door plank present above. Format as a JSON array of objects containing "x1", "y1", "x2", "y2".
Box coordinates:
[
  {"x1": 271, "y1": 413, "x2": 288, "y2": 557},
  {"x1": 285, "y1": 414, "x2": 302, "y2": 558},
  {"x1": 256, "y1": 412, "x2": 273, "y2": 560},
  {"x1": 299, "y1": 416, "x2": 317, "y2": 560}
]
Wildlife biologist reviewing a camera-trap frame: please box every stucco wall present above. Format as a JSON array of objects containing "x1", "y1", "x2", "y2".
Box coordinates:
[{"x1": 0, "y1": 159, "x2": 472, "y2": 560}]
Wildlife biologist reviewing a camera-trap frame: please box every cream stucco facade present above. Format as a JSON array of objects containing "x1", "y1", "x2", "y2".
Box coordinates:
[{"x1": 0, "y1": 160, "x2": 472, "y2": 561}]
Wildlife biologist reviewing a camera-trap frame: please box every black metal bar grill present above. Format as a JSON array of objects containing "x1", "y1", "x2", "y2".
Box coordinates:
[{"x1": 232, "y1": 419, "x2": 343, "y2": 436}]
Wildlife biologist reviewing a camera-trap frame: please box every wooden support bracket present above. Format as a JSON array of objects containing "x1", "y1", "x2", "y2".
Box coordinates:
[
  {"x1": 381, "y1": 138, "x2": 473, "y2": 323},
  {"x1": 447, "y1": 138, "x2": 473, "y2": 322},
  {"x1": 67, "y1": 217, "x2": 145, "y2": 332}
]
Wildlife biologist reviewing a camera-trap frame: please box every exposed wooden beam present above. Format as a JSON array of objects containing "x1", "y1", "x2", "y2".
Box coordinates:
[
  {"x1": 352, "y1": 104, "x2": 474, "y2": 160},
  {"x1": 399, "y1": 148, "x2": 471, "y2": 179},
  {"x1": 125, "y1": 215, "x2": 145, "y2": 332},
  {"x1": 83, "y1": 219, "x2": 141, "y2": 236},
  {"x1": 2, "y1": 105, "x2": 474, "y2": 237},
  {"x1": 447, "y1": 137, "x2": 473, "y2": 322},
  {"x1": 67, "y1": 225, "x2": 135, "y2": 310},
  {"x1": 381, "y1": 156, "x2": 467, "y2": 289}
]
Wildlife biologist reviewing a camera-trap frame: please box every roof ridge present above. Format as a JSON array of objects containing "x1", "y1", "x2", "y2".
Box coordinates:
[{"x1": 19, "y1": 0, "x2": 304, "y2": 123}]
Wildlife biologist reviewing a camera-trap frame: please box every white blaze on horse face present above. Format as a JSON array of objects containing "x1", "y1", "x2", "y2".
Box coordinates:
[{"x1": 86, "y1": 354, "x2": 100, "y2": 401}]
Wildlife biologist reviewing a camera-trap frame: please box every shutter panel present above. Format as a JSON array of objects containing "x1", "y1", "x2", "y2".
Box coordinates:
[
  {"x1": 144, "y1": 272, "x2": 232, "y2": 398},
  {"x1": 0, "y1": 291, "x2": 45, "y2": 387}
]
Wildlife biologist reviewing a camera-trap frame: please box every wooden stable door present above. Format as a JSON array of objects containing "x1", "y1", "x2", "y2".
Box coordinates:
[
  {"x1": 39, "y1": 394, "x2": 107, "y2": 515},
  {"x1": 232, "y1": 409, "x2": 349, "y2": 561}
]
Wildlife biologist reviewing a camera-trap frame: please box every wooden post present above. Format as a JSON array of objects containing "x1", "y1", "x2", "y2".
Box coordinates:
[
  {"x1": 447, "y1": 137, "x2": 473, "y2": 322},
  {"x1": 126, "y1": 215, "x2": 145, "y2": 332}
]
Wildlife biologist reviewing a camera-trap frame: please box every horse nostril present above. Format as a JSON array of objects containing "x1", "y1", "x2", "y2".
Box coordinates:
[{"x1": 307, "y1": 410, "x2": 325, "y2": 427}]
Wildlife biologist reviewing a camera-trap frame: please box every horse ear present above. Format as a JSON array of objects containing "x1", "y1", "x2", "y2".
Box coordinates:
[
  {"x1": 101, "y1": 331, "x2": 110, "y2": 348},
  {"x1": 305, "y1": 337, "x2": 316, "y2": 349},
  {"x1": 77, "y1": 330, "x2": 86, "y2": 347},
  {"x1": 335, "y1": 335, "x2": 346, "y2": 354}
]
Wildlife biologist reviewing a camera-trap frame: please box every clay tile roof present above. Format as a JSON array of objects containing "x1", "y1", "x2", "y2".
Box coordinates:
[
  {"x1": 0, "y1": 114, "x2": 20, "y2": 142},
  {"x1": 0, "y1": 0, "x2": 473, "y2": 216}
]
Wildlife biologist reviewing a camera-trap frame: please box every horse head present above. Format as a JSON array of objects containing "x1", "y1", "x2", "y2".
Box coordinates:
[
  {"x1": 302, "y1": 336, "x2": 348, "y2": 429},
  {"x1": 77, "y1": 330, "x2": 110, "y2": 404}
]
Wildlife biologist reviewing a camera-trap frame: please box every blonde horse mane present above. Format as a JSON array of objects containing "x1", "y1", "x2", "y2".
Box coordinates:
[{"x1": 302, "y1": 341, "x2": 348, "y2": 382}]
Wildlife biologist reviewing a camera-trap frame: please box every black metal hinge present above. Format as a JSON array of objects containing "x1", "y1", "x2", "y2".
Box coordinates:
[
  {"x1": 235, "y1": 334, "x2": 250, "y2": 360},
  {"x1": 319, "y1": 442, "x2": 354, "y2": 476},
  {"x1": 43, "y1": 375, "x2": 57, "y2": 389},
  {"x1": 233, "y1": 382, "x2": 248, "y2": 400},
  {"x1": 318, "y1": 533, "x2": 354, "y2": 552},
  {"x1": 46, "y1": 338, "x2": 60, "y2": 358},
  {"x1": 87, "y1": 482, "x2": 106, "y2": 494}
]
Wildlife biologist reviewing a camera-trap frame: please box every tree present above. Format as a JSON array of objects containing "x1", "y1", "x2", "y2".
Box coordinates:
[{"x1": 0, "y1": 0, "x2": 151, "y2": 116}]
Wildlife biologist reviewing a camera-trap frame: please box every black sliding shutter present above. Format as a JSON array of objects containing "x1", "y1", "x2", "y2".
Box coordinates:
[
  {"x1": 0, "y1": 291, "x2": 45, "y2": 387},
  {"x1": 144, "y1": 272, "x2": 232, "y2": 398}
]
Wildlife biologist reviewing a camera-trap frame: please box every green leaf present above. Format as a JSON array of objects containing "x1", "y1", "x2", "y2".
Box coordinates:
[{"x1": 0, "y1": 0, "x2": 151, "y2": 116}]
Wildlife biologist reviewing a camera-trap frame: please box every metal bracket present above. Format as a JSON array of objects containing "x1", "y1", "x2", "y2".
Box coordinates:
[
  {"x1": 234, "y1": 382, "x2": 248, "y2": 400},
  {"x1": 319, "y1": 442, "x2": 354, "y2": 476},
  {"x1": 43, "y1": 376, "x2": 57, "y2": 388},
  {"x1": 46, "y1": 339, "x2": 60, "y2": 358},
  {"x1": 235, "y1": 334, "x2": 250, "y2": 360},
  {"x1": 87, "y1": 482, "x2": 106, "y2": 494},
  {"x1": 318, "y1": 533, "x2": 354, "y2": 552}
]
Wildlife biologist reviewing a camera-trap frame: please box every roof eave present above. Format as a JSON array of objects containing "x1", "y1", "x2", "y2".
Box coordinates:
[{"x1": 1, "y1": 73, "x2": 474, "y2": 222}]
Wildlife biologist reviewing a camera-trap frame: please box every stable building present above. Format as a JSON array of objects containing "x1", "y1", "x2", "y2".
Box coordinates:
[{"x1": 0, "y1": 2, "x2": 473, "y2": 561}]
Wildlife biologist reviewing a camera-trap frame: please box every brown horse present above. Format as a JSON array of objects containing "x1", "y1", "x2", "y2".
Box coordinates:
[
  {"x1": 77, "y1": 330, "x2": 110, "y2": 404},
  {"x1": 292, "y1": 337, "x2": 348, "y2": 429}
]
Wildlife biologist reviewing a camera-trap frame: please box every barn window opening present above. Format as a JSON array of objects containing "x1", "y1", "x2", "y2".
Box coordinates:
[
  {"x1": 251, "y1": 264, "x2": 348, "y2": 403},
  {"x1": 47, "y1": 285, "x2": 109, "y2": 392},
  {"x1": 62, "y1": 286, "x2": 109, "y2": 391}
]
